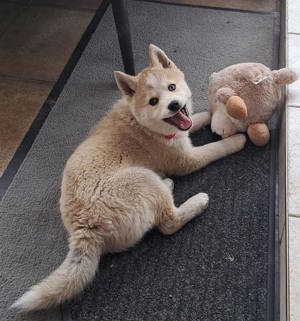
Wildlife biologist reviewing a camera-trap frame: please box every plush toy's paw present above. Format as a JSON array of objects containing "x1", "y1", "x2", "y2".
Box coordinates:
[
  {"x1": 247, "y1": 123, "x2": 270, "y2": 146},
  {"x1": 226, "y1": 96, "x2": 248, "y2": 121}
]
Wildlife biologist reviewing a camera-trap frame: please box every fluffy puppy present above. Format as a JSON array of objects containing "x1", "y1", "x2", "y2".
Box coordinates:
[{"x1": 12, "y1": 44, "x2": 246, "y2": 311}]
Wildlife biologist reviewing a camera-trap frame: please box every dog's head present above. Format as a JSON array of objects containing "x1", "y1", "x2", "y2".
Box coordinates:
[{"x1": 114, "y1": 44, "x2": 193, "y2": 136}]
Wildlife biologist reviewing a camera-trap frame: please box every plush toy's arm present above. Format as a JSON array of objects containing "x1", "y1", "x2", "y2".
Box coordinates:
[
  {"x1": 216, "y1": 87, "x2": 235, "y2": 104},
  {"x1": 216, "y1": 87, "x2": 247, "y2": 121}
]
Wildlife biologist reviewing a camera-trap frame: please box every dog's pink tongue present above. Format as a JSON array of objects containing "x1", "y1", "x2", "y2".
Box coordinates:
[{"x1": 171, "y1": 111, "x2": 192, "y2": 130}]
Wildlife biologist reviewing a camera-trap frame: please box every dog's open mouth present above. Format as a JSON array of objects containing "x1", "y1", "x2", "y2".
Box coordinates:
[{"x1": 163, "y1": 106, "x2": 192, "y2": 131}]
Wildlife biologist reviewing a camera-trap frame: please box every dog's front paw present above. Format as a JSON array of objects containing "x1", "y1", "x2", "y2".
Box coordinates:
[
  {"x1": 224, "y1": 133, "x2": 247, "y2": 152},
  {"x1": 233, "y1": 133, "x2": 247, "y2": 147},
  {"x1": 226, "y1": 134, "x2": 247, "y2": 151},
  {"x1": 201, "y1": 111, "x2": 212, "y2": 126},
  {"x1": 211, "y1": 125, "x2": 236, "y2": 138},
  {"x1": 190, "y1": 112, "x2": 212, "y2": 133}
]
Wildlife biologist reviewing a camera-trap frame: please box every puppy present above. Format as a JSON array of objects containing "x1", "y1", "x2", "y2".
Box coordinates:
[{"x1": 12, "y1": 44, "x2": 246, "y2": 311}]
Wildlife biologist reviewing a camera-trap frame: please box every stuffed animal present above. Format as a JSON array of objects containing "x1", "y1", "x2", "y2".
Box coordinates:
[{"x1": 208, "y1": 63, "x2": 297, "y2": 146}]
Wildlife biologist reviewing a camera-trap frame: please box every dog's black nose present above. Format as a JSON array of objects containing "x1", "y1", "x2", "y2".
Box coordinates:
[{"x1": 168, "y1": 101, "x2": 181, "y2": 112}]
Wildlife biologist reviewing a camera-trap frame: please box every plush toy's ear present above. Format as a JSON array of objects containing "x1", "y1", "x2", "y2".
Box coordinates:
[
  {"x1": 114, "y1": 71, "x2": 137, "y2": 96},
  {"x1": 148, "y1": 44, "x2": 177, "y2": 69},
  {"x1": 272, "y1": 68, "x2": 298, "y2": 85}
]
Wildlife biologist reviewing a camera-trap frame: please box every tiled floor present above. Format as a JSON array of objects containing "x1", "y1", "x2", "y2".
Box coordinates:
[
  {"x1": 287, "y1": 0, "x2": 300, "y2": 34},
  {"x1": 31, "y1": 0, "x2": 103, "y2": 10},
  {"x1": 0, "y1": 79, "x2": 51, "y2": 174},
  {"x1": 287, "y1": 34, "x2": 300, "y2": 106},
  {"x1": 0, "y1": 1, "x2": 98, "y2": 176},
  {"x1": 0, "y1": 2, "x2": 24, "y2": 35},
  {"x1": 157, "y1": 0, "x2": 279, "y2": 12},
  {"x1": 0, "y1": 6, "x2": 93, "y2": 82},
  {"x1": 287, "y1": 0, "x2": 300, "y2": 320},
  {"x1": 289, "y1": 217, "x2": 300, "y2": 321}
]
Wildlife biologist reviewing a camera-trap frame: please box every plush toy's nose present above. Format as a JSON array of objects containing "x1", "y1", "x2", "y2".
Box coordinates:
[{"x1": 168, "y1": 101, "x2": 181, "y2": 112}]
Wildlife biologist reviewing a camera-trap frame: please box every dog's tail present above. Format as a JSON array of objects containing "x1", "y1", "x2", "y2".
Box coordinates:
[{"x1": 11, "y1": 231, "x2": 102, "y2": 311}]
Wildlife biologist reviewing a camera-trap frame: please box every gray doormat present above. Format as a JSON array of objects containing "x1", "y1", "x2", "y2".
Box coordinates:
[{"x1": 0, "y1": 2, "x2": 278, "y2": 321}]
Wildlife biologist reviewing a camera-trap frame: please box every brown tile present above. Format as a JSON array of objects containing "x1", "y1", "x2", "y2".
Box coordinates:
[
  {"x1": 152, "y1": 0, "x2": 279, "y2": 12},
  {"x1": 0, "y1": 2, "x2": 25, "y2": 35},
  {"x1": 3, "y1": 0, "x2": 32, "y2": 3},
  {"x1": 0, "y1": 79, "x2": 51, "y2": 176},
  {"x1": 0, "y1": 6, "x2": 93, "y2": 82},
  {"x1": 31, "y1": 0, "x2": 102, "y2": 10}
]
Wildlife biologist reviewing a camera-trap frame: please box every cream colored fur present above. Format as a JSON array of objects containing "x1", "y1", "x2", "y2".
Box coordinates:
[{"x1": 12, "y1": 45, "x2": 246, "y2": 311}]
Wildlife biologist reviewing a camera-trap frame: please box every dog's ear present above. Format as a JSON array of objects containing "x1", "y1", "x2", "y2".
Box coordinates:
[
  {"x1": 148, "y1": 44, "x2": 176, "y2": 69},
  {"x1": 114, "y1": 71, "x2": 137, "y2": 96}
]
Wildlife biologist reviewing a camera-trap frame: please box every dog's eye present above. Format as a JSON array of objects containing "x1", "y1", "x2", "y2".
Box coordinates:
[
  {"x1": 168, "y1": 84, "x2": 176, "y2": 91},
  {"x1": 149, "y1": 98, "x2": 159, "y2": 106}
]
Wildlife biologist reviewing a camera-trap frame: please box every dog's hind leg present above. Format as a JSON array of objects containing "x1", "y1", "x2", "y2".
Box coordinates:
[
  {"x1": 108, "y1": 167, "x2": 207, "y2": 239},
  {"x1": 158, "y1": 192, "x2": 209, "y2": 235},
  {"x1": 189, "y1": 111, "x2": 211, "y2": 134}
]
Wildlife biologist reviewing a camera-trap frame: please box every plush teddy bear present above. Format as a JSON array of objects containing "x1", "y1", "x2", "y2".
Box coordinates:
[{"x1": 208, "y1": 63, "x2": 297, "y2": 146}]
